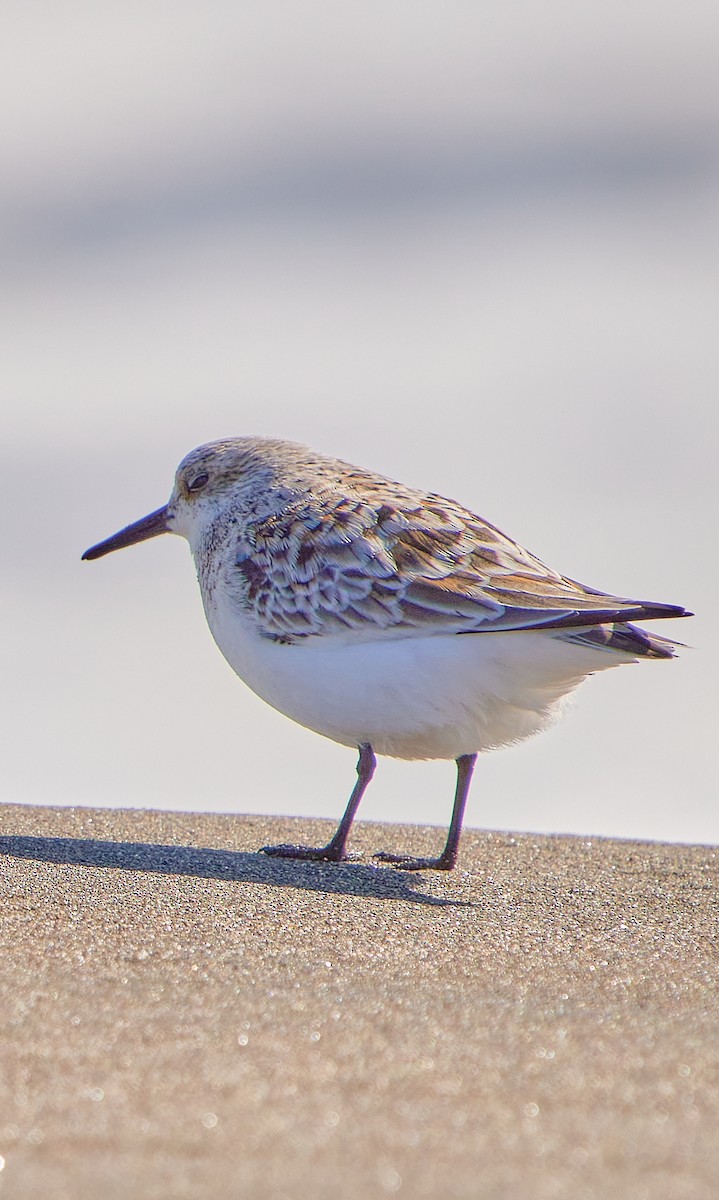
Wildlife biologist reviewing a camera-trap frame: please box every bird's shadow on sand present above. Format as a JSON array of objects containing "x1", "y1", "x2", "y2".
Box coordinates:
[{"x1": 0, "y1": 835, "x2": 469, "y2": 908}]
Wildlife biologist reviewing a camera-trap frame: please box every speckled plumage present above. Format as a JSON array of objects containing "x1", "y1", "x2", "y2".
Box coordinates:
[
  {"x1": 83, "y1": 436, "x2": 690, "y2": 869},
  {"x1": 178, "y1": 438, "x2": 682, "y2": 650}
]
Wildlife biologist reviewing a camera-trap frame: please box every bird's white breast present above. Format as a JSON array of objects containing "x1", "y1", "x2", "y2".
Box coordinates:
[{"x1": 200, "y1": 577, "x2": 618, "y2": 760}]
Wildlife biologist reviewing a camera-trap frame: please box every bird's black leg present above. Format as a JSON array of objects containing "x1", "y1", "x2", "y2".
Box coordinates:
[
  {"x1": 374, "y1": 752, "x2": 477, "y2": 871},
  {"x1": 261, "y1": 743, "x2": 376, "y2": 863}
]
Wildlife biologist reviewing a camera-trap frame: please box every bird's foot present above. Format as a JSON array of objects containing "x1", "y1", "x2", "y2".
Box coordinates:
[
  {"x1": 373, "y1": 851, "x2": 456, "y2": 872},
  {"x1": 260, "y1": 842, "x2": 347, "y2": 864}
]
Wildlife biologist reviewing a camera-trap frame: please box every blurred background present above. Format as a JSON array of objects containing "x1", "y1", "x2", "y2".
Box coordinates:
[{"x1": 2, "y1": 1, "x2": 717, "y2": 844}]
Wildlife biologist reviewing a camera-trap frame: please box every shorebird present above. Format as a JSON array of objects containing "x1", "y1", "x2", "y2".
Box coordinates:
[{"x1": 83, "y1": 437, "x2": 689, "y2": 870}]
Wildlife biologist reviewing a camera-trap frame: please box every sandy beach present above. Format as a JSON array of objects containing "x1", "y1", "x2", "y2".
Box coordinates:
[{"x1": 0, "y1": 802, "x2": 716, "y2": 1199}]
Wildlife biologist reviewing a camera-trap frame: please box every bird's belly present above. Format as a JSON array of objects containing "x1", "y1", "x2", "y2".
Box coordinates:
[{"x1": 205, "y1": 598, "x2": 607, "y2": 760}]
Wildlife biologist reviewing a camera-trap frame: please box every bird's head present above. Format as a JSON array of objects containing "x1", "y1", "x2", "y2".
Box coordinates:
[{"x1": 82, "y1": 437, "x2": 299, "y2": 561}]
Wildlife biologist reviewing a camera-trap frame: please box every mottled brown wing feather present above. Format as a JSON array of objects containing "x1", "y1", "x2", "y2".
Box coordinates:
[{"x1": 233, "y1": 483, "x2": 685, "y2": 641}]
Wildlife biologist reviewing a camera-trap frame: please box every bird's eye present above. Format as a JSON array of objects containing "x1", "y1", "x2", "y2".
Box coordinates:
[{"x1": 188, "y1": 472, "x2": 209, "y2": 493}]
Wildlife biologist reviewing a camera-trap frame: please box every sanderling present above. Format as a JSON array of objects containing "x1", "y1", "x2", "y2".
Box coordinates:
[{"x1": 83, "y1": 437, "x2": 690, "y2": 870}]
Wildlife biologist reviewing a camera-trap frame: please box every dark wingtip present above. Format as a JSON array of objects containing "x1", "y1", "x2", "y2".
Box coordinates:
[{"x1": 629, "y1": 602, "x2": 692, "y2": 622}]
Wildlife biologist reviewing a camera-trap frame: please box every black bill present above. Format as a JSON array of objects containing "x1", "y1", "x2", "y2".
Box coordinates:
[{"x1": 82, "y1": 505, "x2": 170, "y2": 561}]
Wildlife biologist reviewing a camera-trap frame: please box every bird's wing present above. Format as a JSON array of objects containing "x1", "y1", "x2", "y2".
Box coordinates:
[{"x1": 230, "y1": 484, "x2": 685, "y2": 642}]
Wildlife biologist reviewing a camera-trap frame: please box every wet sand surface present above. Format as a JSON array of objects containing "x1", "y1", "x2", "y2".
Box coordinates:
[{"x1": 0, "y1": 802, "x2": 717, "y2": 1200}]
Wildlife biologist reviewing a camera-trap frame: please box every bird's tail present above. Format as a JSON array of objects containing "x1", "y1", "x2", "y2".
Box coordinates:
[{"x1": 561, "y1": 620, "x2": 684, "y2": 660}]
